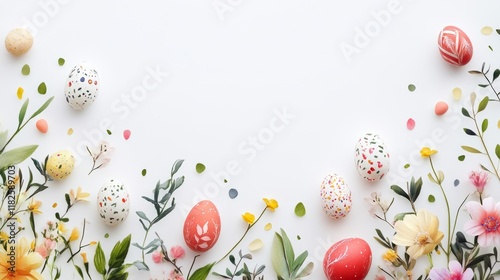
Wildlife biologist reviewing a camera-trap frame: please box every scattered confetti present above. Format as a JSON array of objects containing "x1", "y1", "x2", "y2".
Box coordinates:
[
  {"x1": 224, "y1": 179, "x2": 228, "y2": 183},
  {"x1": 123, "y1": 129, "x2": 131, "y2": 140},
  {"x1": 454, "y1": 179, "x2": 460, "y2": 187},
  {"x1": 16, "y1": 87, "x2": 24, "y2": 99},
  {"x1": 458, "y1": 155, "x2": 465, "y2": 161},
  {"x1": 498, "y1": 120, "x2": 500, "y2": 129},
  {"x1": 428, "y1": 195, "x2": 435, "y2": 203},
  {"x1": 21, "y1": 64, "x2": 30, "y2": 75},
  {"x1": 435, "y1": 101, "x2": 449, "y2": 116},
  {"x1": 297, "y1": 235, "x2": 301, "y2": 240},
  {"x1": 228, "y1": 188, "x2": 238, "y2": 199},
  {"x1": 67, "y1": 128, "x2": 74, "y2": 135},
  {"x1": 196, "y1": 163, "x2": 206, "y2": 174},
  {"x1": 36, "y1": 119, "x2": 48, "y2": 133},
  {"x1": 58, "y1": 58, "x2": 65, "y2": 66},
  {"x1": 404, "y1": 163, "x2": 410, "y2": 169},
  {"x1": 248, "y1": 239, "x2": 264, "y2": 252},
  {"x1": 38, "y1": 82, "x2": 47, "y2": 95},
  {"x1": 106, "y1": 129, "x2": 112, "y2": 135},
  {"x1": 294, "y1": 202, "x2": 306, "y2": 217},
  {"x1": 481, "y1": 26, "x2": 493, "y2": 35},
  {"x1": 489, "y1": 45, "x2": 493, "y2": 51},
  {"x1": 52, "y1": 203, "x2": 57, "y2": 208},
  {"x1": 407, "y1": 118, "x2": 416, "y2": 130},
  {"x1": 408, "y1": 84, "x2": 416, "y2": 92},
  {"x1": 452, "y1": 87, "x2": 462, "y2": 100},
  {"x1": 264, "y1": 223, "x2": 272, "y2": 231},
  {"x1": 104, "y1": 233, "x2": 109, "y2": 238},
  {"x1": 142, "y1": 169, "x2": 147, "y2": 176}
]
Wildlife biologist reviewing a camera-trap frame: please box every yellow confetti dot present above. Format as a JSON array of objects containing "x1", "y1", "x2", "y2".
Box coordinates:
[
  {"x1": 67, "y1": 128, "x2": 73, "y2": 135},
  {"x1": 264, "y1": 223, "x2": 272, "y2": 231},
  {"x1": 481, "y1": 26, "x2": 493, "y2": 35},
  {"x1": 17, "y1": 87, "x2": 24, "y2": 100},
  {"x1": 248, "y1": 239, "x2": 264, "y2": 252},
  {"x1": 497, "y1": 120, "x2": 500, "y2": 129},
  {"x1": 452, "y1": 87, "x2": 462, "y2": 101},
  {"x1": 52, "y1": 203, "x2": 57, "y2": 208}
]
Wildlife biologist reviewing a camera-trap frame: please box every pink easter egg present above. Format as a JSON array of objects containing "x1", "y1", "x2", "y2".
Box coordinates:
[
  {"x1": 438, "y1": 26, "x2": 473, "y2": 66},
  {"x1": 323, "y1": 238, "x2": 372, "y2": 280},
  {"x1": 183, "y1": 200, "x2": 221, "y2": 252}
]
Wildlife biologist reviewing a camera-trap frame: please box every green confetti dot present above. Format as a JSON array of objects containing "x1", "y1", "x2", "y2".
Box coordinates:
[
  {"x1": 224, "y1": 179, "x2": 228, "y2": 183},
  {"x1": 408, "y1": 84, "x2": 416, "y2": 92},
  {"x1": 297, "y1": 235, "x2": 301, "y2": 240},
  {"x1": 107, "y1": 129, "x2": 112, "y2": 135},
  {"x1": 458, "y1": 155, "x2": 465, "y2": 161},
  {"x1": 38, "y1": 82, "x2": 47, "y2": 95},
  {"x1": 141, "y1": 169, "x2": 147, "y2": 176},
  {"x1": 58, "y1": 58, "x2": 65, "y2": 66},
  {"x1": 404, "y1": 163, "x2": 410, "y2": 169},
  {"x1": 21, "y1": 64, "x2": 30, "y2": 75},
  {"x1": 428, "y1": 195, "x2": 435, "y2": 203},
  {"x1": 104, "y1": 233, "x2": 109, "y2": 238},
  {"x1": 294, "y1": 202, "x2": 306, "y2": 217},
  {"x1": 196, "y1": 163, "x2": 206, "y2": 174}
]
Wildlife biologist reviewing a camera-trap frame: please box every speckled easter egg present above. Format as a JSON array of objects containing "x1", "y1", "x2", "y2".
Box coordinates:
[
  {"x1": 438, "y1": 26, "x2": 473, "y2": 66},
  {"x1": 320, "y1": 174, "x2": 352, "y2": 219},
  {"x1": 355, "y1": 133, "x2": 390, "y2": 181},
  {"x1": 64, "y1": 62, "x2": 99, "y2": 110},
  {"x1": 323, "y1": 238, "x2": 372, "y2": 280},
  {"x1": 46, "y1": 150, "x2": 75, "y2": 180},
  {"x1": 96, "y1": 179, "x2": 130, "y2": 226},
  {"x1": 5, "y1": 28, "x2": 33, "y2": 56},
  {"x1": 183, "y1": 200, "x2": 221, "y2": 252}
]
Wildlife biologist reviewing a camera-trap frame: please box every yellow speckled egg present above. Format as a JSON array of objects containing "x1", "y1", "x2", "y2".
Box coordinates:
[
  {"x1": 46, "y1": 150, "x2": 75, "y2": 180},
  {"x1": 5, "y1": 28, "x2": 33, "y2": 56}
]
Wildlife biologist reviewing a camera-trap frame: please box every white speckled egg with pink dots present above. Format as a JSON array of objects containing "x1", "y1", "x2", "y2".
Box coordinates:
[
  {"x1": 97, "y1": 179, "x2": 130, "y2": 226},
  {"x1": 320, "y1": 174, "x2": 352, "y2": 219},
  {"x1": 64, "y1": 62, "x2": 99, "y2": 110}
]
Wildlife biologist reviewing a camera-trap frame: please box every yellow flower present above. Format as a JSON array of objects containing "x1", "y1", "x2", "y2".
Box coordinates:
[
  {"x1": 263, "y1": 198, "x2": 279, "y2": 211},
  {"x1": 81, "y1": 252, "x2": 88, "y2": 263},
  {"x1": 69, "y1": 186, "x2": 90, "y2": 203},
  {"x1": 392, "y1": 209, "x2": 444, "y2": 259},
  {"x1": 0, "y1": 232, "x2": 8, "y2": 242},
  {"x1": 0, "y1": 237, "x2": 43, "y2": 279},
  {"x1": 382, "y1": 249, "x2": 398, "y2": 263},
  {"x1": 420, "y1": 147, "x2": 437, "y2": 158},
  {"x1": 27, "y1": 200, "x2": 42, "y2": 214},
  {"x1": 242, "y1": 212, "x2": 255, "y2": 224},
  {"x1": 90, "y1": 241, "x2": 97, "y2": 246},
  {"x1": 57, "y1": 222, "x2": 67, "y2": 233},
  {"x1": 69, "y1": 227, "x2": 80, "y2": 242}
]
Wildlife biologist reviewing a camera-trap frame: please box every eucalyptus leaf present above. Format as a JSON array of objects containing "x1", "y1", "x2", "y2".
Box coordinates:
[
  {"x1": 280, "y1": 229, "x2": 295, "y2": 270},
  {"x1": 271, "y1": 232, "x2": 289, "y2": 279},
  {"x1": 493, "y1": 69, "x2": 500, "y2": 82},
  {"x1": 461, "y1": 145, "x2": 482, "y2": 154},
  {"x1": 390, "y1": 185, "x2": 409, "y2": 200},
  {"x1": 478, "y1": 96, "x2": 489, "y2": 113},
  {"x1": 295, "y1": 262, "x2": 314, "y2": 278},
  {"x1": 0, "y1": 145, "x2": 38, "y2": 171},
  {"x1": 18, "y1": 99, "x2": 29, "y2": 127},
  {"x1": 482, "y1": 119, "x2": 489, "y2": 133},
  {"x1": 136, "y1": 211, "x2": 150, "y2": 222},
  {"x1": 171, "y1": 159, "x2": 184, "y2": 176},
  {"x1": 461, "y1": 107, "x2": 471, "y2": 118},
  {"x1": 94, "y1": 242, "x2": 106, "y2": 275},
  {"x1": 133, "y1": 261, "x2": 149, "y2": 271},
  {"x1": 495, "y1": 144, "x2": 500, "y2": 160},
  {"x1": 189, "y1": 262, "x2": 215, "y2": 280},
  {"x1": 468, "y1": 70, "x2": 482, "y2": 75},
  {"x1": 463, "y1": 128, "x2": 477, "y2": 136}
]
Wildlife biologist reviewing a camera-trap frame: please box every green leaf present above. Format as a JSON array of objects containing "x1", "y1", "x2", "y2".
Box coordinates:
[
  {"x1": 478, "y1": 96, "x2": 489, "y2": 113},
  {"x1": 65, "y1": 193, "x2": 71, "y2": 208},
  {"x1": 271, "y1": 232, "x2": 289, "y2": 279},
  {"x1": 189, "y1": 262, "x2": 215, "y2": 280},
  {"x1": 38, "y1": 82, "x2": 47, "y2": 95},
  {"x1": 463, "y1": 128, "x2": 477, "y2": 136},
  {"x1": 479, "y1": 84, "x2": 489, "y2": 88},
  {"x1": 171, "y1": 159, "x2": 184, "y2": 176},
  {"x1": 390, "y1": 185, "x2": 409, "y2": 200},
  {"x1": 458, "y1": 155, "x2": 465, "y2": 161},
  {"x1": 136, "y1": 211, "x2": 150, "y2": 222},
  {"x1": 0, "y1": 130, "x2": 8, "y2": 150},
  {"x1": 58, "y1": 58, "x2": 65, "y2": 66},
  {"x1": 133, "y1": 261, "x2": 149, "y2": 271},
  {"x1": 94, "y1": 242, "x2": 106, "y2": 275},
  {"x1": 196, "y1": 163, "x2": 206, "y2": 174},
  {"x1": 393, "y1": 212, "x2": 414, "y2": 223},
  {"x1": 497, "y1": 29, "x2": 500, "y2": 35},
  {"x1": 291, "y1": 250, "x2": 308, "y2": 273},
  {"x1": 229, "y1": 254, "x2": 236, "y2": 265},
  {"x1": 0, "y1": 145, "x2": 38, "y2": 171},
  {"x1": 482, "y1": 119, "x2": 489, "y2": 133},
  {"x1": 74, "y1": 264, "x2": 84, "y2": 279},
  {"x1": 428, "y1": 195, "x2": 435, "y2": 203},
  {"x1": 21, "y1": 64, "x2": 30, "y2": 75},
  {"x1": 295, "y1": 262, "x2": 314, "y2": 278},
  {"x1": 280, "y1": 229, "x2": 295, "y2": 270},
  {"x1": 409, "y1": 177, "x2": 422, "y2": 202},
  {"x1": 294, "y1": 202, "x2": 306, "y2": 217},
  {"x1": 461, "y1": 108, "x2": 471, "y2": 118},
  {"x1": 29, "y1": 96, "x2": 54, "y2": 120},
  {"x1": 18, "y1": 99, "x2": 29, "y2": 126},
  {"x1": 496, "y1": 144, "x2": 500, "y2": 160},
  {"x1": 461, "y1": 145, "x2": 482, "y2": 154},
  {"x1": 468, "y1": 70, "x2": 482, "y2": 74},
  {"x1": 141, "y1": 169, "x2": 147, "y2": 176},
  {"x1": 493, "y1": 69, "x2": 500, "y2": 82},
  {"x1": 109, "y1": 234, "x2": 131, "y2": 270}
]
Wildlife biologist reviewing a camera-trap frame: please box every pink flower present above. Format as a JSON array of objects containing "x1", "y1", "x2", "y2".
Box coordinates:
[
  {"x1": 375, "y1": 273, "x2": 386, "y2": 280},
  {"x1": 169, "y1": 269, "x2": 184, "y2": 280},
  {"x1": 469, "y1": 170, "x2": 489, "y2": 193},
  {"x1": 35, "y1": 238, "x2": 56, "y2": 259},
  {"x1": 170, "y1": 245, "x2": 185, "y2": 260},
  {"x1": 429, "y1": 260, "x2": 473, "y2": 280},
  {"x1": 464, "y1": 197, "x2": 500, "y2": 247},
  {"x1": 152, "y1": 250, "x2": 163, "y2": 263}
]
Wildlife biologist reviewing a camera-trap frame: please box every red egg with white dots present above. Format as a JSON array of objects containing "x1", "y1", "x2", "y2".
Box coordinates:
[
  {"x1": 323, "y1": 238, "x2": 372, "y2": 280},
  {"x1": 438, "y1": 26, "x2": 473, "y2": 66},
  {"x1": 183, "y1": 200, "x2": 221, "y2": 252}
]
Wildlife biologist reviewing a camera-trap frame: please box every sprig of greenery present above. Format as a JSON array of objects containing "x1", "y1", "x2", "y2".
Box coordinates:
[
  {"x1": 132, "y1": 159, "x2": 185, "y2": 271},
  {"x1": 213, "y1": 250, "x2": 265, "y2": 280},
  {"x1": 469, "y1": 62, "x2": 500, "y2": 102},
  {"x1": 271, "y1": 228, "x2": 313, "y2": 280},
  {"x1": 94, "y1": 234, "x2": 132, "y2": 280}
]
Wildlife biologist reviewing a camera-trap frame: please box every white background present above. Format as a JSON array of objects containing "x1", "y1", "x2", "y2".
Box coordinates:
[{"x1": 1, "y1": 0, "x2": 500, "y2": 279}]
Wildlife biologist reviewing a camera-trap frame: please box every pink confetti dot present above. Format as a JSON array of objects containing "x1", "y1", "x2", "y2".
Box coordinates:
[
  {"x1": 123, "y1": 129, "x2": 131, "y2": 140},
  {"x1": 407, "y1": 118, "x2": 415, "y2": 130}
]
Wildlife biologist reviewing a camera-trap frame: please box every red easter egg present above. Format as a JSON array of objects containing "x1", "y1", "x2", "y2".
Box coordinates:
[
  {"x1": 438, "y1": 26, "x2": 473, "y2": 66},
  {"x1": 323, "y1": 238, "x2": 372, "y2": 280},
  {"x1": 183, "y1": 200, "x2": 221, "y2": 252}
]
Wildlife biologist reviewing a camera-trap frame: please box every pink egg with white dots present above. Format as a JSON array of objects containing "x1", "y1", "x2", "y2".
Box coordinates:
[{"x1": 320, "y1": 174, "x2": 352, "y2": 219}]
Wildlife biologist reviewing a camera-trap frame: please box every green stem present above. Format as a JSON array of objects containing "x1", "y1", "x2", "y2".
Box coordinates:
[
  {"x1": 187, "y1": 255, "x2": 200, "y2": 280},
  {"x1": 217, "y1": 207, "x2": 268, "y2": 264},
  {"x1": 429, "y1": 157, "x2": 451, "y2": 263},
  {"x1": 472, "y1": 106, "x2": 500, "y2": 181},
  {"x1": 482, "y1": 70, "x2": 500, "y2": 101}
]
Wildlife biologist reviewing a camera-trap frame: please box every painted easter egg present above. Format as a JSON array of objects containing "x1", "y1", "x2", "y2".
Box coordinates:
[
  {"x1": 323, "y1": 238, "x2": 372, "y2": 280},
  {"x1": 5, "y1": 28, "x2": 33, "y2": 56},
  {"x1": 438, "y1": 26, "x2": 473, "y2": 66},
  {"x1": 355, "y1": 133, "x2": 390, "y2": 181},
  {"x1": 64, "y1": 62, "x2": 99, "y2": 110},
  {"x1": 183, "y1": 200, "x2": 221, "y2": 252},
  {"x1": 46, "y1": 150, "x2": 75, "y2": 180},
  {"x1": 320, "y1": 174, "x2": 352, "y2": 219},
  {"x1": 96, "y1": 179, "x2": 130, "y2": 226}
]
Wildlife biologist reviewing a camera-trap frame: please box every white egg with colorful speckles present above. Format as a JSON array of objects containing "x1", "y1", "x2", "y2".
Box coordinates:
[
  {"x1": 320, "y1": 174, "x2": 352, "y2": 219},
  {"x1": 97, "y1": 179, "x2": 130, "y2": 226},
  {"x1": 355, "y1": 132, "x2": 390, "y2": 181},
  {"x1": 64, "y1": 62, "x2": 99, "y2": 110}
]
